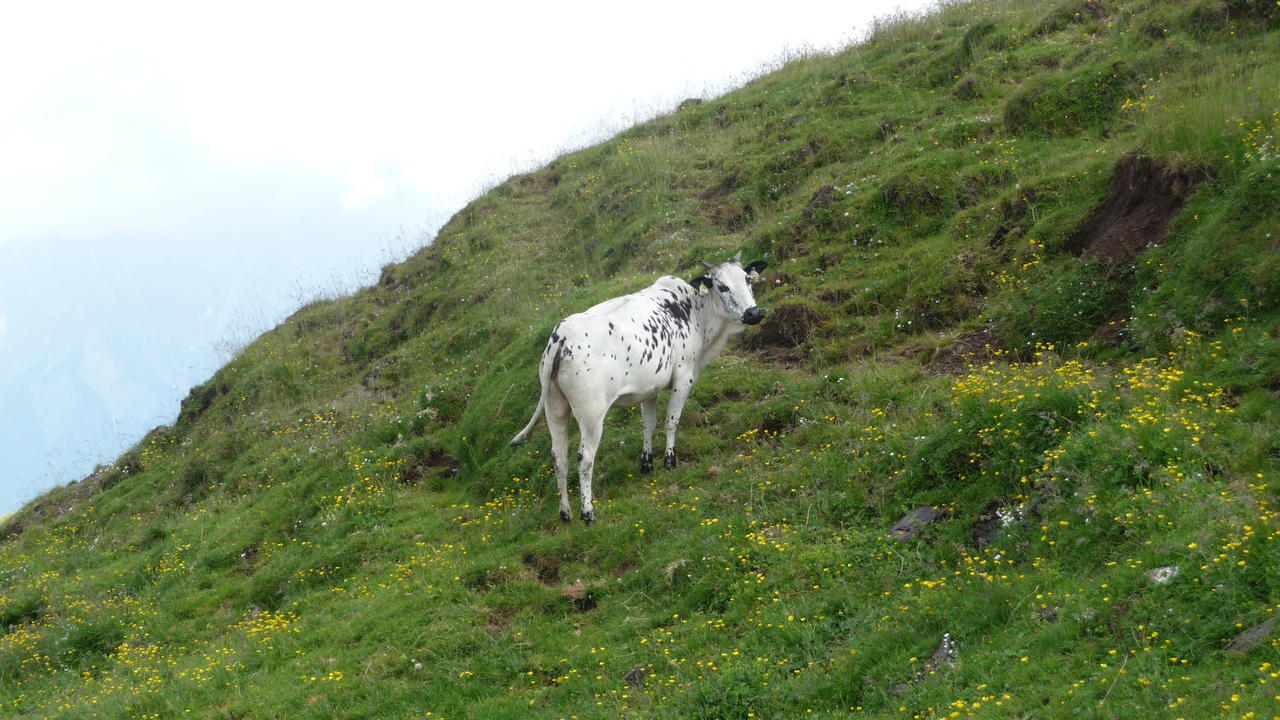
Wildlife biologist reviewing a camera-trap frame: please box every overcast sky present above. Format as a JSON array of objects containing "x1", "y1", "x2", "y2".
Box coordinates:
[{"x1": 0, "y1": 0, "x2": 936, "y2": 515}]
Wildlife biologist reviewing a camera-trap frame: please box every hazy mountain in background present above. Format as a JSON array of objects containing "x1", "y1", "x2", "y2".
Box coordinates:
[{"x1": 0, "y1": 208, "x2": 421, "y2": 509}]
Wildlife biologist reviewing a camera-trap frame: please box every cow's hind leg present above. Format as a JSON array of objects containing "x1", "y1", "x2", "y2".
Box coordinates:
[
  {"x1": 575, "y1": 408, "x2": 607, "y2": 524},
  {"x1": 545, "y1": 387, "x2": 573, "y2": 522},
  {"x1": 639, "y1": 397, "x2": 657, "y2": 474}
]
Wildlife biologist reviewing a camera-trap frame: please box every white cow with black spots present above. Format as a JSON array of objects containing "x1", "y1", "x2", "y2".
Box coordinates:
[{"x1": 510, "y1": 253, "x2": 768, "y2": 523}]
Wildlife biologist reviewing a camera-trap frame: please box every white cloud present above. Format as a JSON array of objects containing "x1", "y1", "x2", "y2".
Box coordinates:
[{"x1": 1, "y1": 0, "x2": 928, "y2": 246}]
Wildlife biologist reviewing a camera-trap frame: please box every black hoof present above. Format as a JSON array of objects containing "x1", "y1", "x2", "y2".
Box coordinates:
[
  {"x1": 664, "y1": 451, "x2": 677, "y2": 469},
  {"x1": 581, "y1": 509, "x2": 596, "y2": 524},
  {"x1": 559, "y1": 510, "x2": 572, "y2": 523},
  {"x1": 640, "y1": 451, "x2": 654, "y2": 474}
]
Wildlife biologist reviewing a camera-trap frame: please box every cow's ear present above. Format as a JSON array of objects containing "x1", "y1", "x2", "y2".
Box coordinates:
[
  {"x1": 745, "y1": 260, "x2": 768, "y2": 282},
  {"x1": 691, "y1": 276, "x2": 713, "y2": 296}
]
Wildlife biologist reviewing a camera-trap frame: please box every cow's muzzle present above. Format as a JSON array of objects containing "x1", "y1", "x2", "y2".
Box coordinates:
[{"x1": 742, "y1": 307, "x2": 765, "y2": 325}]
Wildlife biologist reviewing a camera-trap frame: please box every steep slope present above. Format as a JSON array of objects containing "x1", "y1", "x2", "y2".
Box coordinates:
[{"x1": 3, "y1": 0, "x2": 1280, "y2": 718}]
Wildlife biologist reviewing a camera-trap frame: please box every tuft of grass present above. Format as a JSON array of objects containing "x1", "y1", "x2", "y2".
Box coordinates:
[
  {"x1": 1136, "y1": 53, "x2": 1280, "y2": 176},
  {"x1": 1003, "y1": 57, "x2": 1143, "y2": 137}
]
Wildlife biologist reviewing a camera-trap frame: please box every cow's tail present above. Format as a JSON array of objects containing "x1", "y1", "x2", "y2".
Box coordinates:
[
  {"x1": 509, "y1": 394, "x2": 544, "y2": 447},
  {"x1": 509, "y1": 338, "x2": 564, "y2": 447}
]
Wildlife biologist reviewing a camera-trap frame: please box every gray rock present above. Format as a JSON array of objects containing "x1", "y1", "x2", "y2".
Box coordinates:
[
  {"x1": 1226, "y1": 617, "x2": 1278, "y2": 654},
  {"x1": 889, "y1": 506, "x2": 944, "y2": 542},
  {"x1": 1145, "y1": 566, "x2": 1179, "y2": 584},
  {"x1": 886, "y1": 632, "x2": 959, "y2": 696},
  {"x1": 923, "y1": 632, "x2": 958, "y2": 673},
  {"x1": 972, "y1": 500, "x2": 1003, "y2": 547},
  {"x1": 623, "y1": 665, "x2": 647, "y2": 687}
]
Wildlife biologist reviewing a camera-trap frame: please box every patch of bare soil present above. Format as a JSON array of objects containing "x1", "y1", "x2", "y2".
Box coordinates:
[
  {"x1": 521, "y1": 552, "x2": 562, "y2": 585},
  {"x1": 1065, "y1": 155, "x2": 1206, "y2": 267},
  {"x1": 742, "y1": 303, "x2": 821, "y2": 362},
  {"x1": 561, "y1": 580, "x2": 598, "y2": 612},
  {"x1": 926, "y1": 324, "x2": 1003, "y2": 375},
  {"x1": 397, "y1": 447, "x2": 459, "y2": 487}
]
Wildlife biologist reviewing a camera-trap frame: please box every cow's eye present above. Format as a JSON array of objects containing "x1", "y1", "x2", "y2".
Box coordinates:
[{"x1": 716, "y1": 283, "x2": 729, "y2": 292}]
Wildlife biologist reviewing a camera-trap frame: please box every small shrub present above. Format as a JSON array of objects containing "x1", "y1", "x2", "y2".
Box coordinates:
[
  {"x1": 0, "y1": 595, "x2": 42, "y2": 630},
  {"x1": 994, "y1": 257, "x2": 1129, "y2": 349}
]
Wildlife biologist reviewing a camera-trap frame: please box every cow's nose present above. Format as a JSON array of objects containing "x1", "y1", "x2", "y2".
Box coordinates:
[{"x1": 743, "y1": 307, "x2": 765, "y2": 325}]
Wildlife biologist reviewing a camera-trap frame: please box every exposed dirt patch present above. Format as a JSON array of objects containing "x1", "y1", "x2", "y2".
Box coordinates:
[
  {"x1": 1065, "y1": 155, "x2": 1206, "y2": 267},
  {"x1": 485, "y1": 608, "x2": 514, "y2": 634},
  {"x1": 1089, "y1": 311, "x2": 1131, "y2": 348},
  {"x1": 926, "y1": 324, "x2": 1003, "y2": 375},
  {"x1": 398, "y1": 448, "x2": 459, "y2": 487},
  {"x1": 176, "y1": 380, "x2": 229, "y2": 429},
  {"x1": 363, "y1": 357, "x2": 405, "y2": 400},
  {"x1": 705, "y1": 387, "x2": 745, "y2": 406},
  {"x1": 987, "y1": 191, "x2": 1039, "y2": 251},
  {"x1": 742, "y1": 303, "x2": 821, "y2": 356},
  {"x1": 463, "y1": 567, "x2": 511, "y2": 591},
  {"x1": 561, "y1": 581, "x2": 599, "y2": 612},
  {"x1": 522, "y1": 552, "x2": 562, "y2": 585},
  {"x1": 611, "y1": 557, "x2": 639, "y2": 579}
]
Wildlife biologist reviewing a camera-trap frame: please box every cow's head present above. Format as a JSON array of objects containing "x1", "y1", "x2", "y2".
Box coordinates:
[{"x1": 691, "y1": 252, "x2": 768, "y2": 326}]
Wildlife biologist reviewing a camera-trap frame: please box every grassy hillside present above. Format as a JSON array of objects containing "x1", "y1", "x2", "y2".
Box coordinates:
[{"x1": 4, "y1": 0, "x2": 1279, "y2": 717}]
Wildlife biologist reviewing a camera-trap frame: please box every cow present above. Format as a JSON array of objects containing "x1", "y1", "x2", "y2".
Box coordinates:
[{"x1": 510, "y1": 252, "x2": 768, "y2": 523}]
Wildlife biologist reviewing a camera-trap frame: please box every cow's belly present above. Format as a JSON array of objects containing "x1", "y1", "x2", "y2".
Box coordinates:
[
  {"x1": 609, "y1": 362, "x2": 675, "y2": 406},
  {"x1": 613, "y1": 389, "x2": 659, "y2": 408}
]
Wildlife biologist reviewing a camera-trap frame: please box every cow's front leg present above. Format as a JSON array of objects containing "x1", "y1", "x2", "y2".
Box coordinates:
[
  {"x1": 664, "y1": 376, "x2": 696, "y2": 469},
  {"x1": 639, "y1": 397, "x2": 657, "y2": 474}
]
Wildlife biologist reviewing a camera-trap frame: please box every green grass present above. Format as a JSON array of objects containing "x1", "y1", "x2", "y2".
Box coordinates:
[{"x1": 3, "y1": 0, "x2": 1280, "y2": 717}]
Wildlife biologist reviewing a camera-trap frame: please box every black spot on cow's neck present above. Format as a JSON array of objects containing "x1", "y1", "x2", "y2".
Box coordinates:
[{"x1": 661, "y1": 297, "x2": 691, "y2": 325}]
